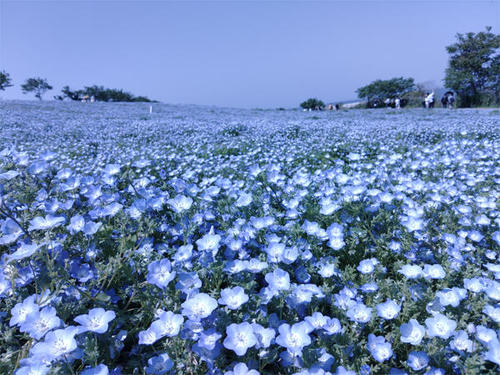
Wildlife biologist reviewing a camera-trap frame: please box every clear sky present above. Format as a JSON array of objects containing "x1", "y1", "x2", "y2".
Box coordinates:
[{"x1": 0, "y1": 0, "x2": 499, "y2": 108}]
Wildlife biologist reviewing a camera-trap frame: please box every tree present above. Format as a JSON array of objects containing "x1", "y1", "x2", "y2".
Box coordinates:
[
  {"x1": 0, "y1": 71, "x2": 13, "y2": 91},
  {"x1": 55, "y1": 85, "x2": 152, "y2": 102},
  {"x1": 444, "y1": 26, "x2": 500, "y2": 107},
  {"x1": 300, "y1": 98, "x2": 325, "y2": 110},
  {"x1": 21, "y1": 77, "x2": 53, "y2": 100},
  {"x1": 356, "y1": 77, "x2": 415, "y2": 102}
]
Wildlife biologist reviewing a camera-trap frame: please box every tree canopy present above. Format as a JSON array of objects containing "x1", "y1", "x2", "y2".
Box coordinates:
[
  {"x1": 356, "y1": 77, "x2": 415, "y2": 102},
  {"x1": 21, "y1": 77, "x2": 53, "y2": 100},
  {"x1": 0, "y1": 71, "x2": 13, "y2": 91},
  {"x1": 444, "y1": 26, "x2": 500, "y2": 107},
  {"x1": 300, "y1": 98, "x2": 325, "y2": 110},
  {"x1": 55, "y1": 85, "x2": 153, "y2": 102}
]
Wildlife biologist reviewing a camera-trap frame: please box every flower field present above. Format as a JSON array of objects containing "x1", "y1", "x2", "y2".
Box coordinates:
[{"x1": 0, "y1": 101, "x2": 499, "y2": 375}]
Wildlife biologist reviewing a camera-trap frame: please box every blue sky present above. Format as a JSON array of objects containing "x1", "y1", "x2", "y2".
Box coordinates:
[{"x1": 0, "y1": 1, "x2": 499, "y2": 108}]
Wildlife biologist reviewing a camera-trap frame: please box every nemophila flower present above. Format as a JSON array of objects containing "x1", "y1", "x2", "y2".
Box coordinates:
[
  {"x1": 276, "y1": 321, "x2": 313, "y2": 356},
  {"x1": 485, "y1": 339, "x2": 500, "y2": 366},
  {"x1": 150, "y1": 311, "x2": 184, "y2": 338},
  {"x1": 422, "y1": 264, "x2": 446, "y2": 280},
  {"x1": 436, "y1": 287, "x2": 467, "y2": 307},
  {"x1": 28, "y1": 215, "x2": 65, "y2": 231},
  {"x1": 10, "y1": 295, "x2": 39, "y2": 327},
  {"x1": 74, "y1": 308, "x2": 116, "y2": 334},
  {"x1": 346, "y1": 302, "x2": 372, "y2": 324},
  {"x1": 425, "y1": 313, "x2": 457, "y2": 339},
  {"x1": 138, "y1": 328, "x2": 160, "y2": 345},
  {"x1": 225, "y1": 363, "x2": 259, "y2": 375},
  {"x1": 450, "y1": 330, "x2": 475, "y2": 353},
  {"x1": 147, "y1": 259, "x2": 176, "y2": 289},
  {"x1": 265, "y1": 242, "x2": 285, "y2": 263},
  {"x1": 6, "y1": 242, "x2": 39, "y2": 263},
  {"x1": 235, "y1": 192, "x2": 252, "y2": 207},
  {"x1": 475, "y1": 325, "x2": 498, "y2": 345},
  {"x1": 464, "y1": 277, "x2": 487, "y2": 293},
  {"x1": 367, "y1": 334, "x2": 393, "y2": 362},
  {"x1": 181, "y1": 293, "x2": 218, "y2": 321},
  {"x1": 361, "y1": 282, "x2": 379, "y2": 293},
  {"x1": 223, "y1": 322, "x2": 257, "y2": 356},
  {"x1": 30, "y1": 326, "x2": 79, "y2": 360},
  {"x1": 167, "y1": 194, "x2": 193, "y2": 213},
  {"x1": 173, "y1": 244, "x2": 193, "y2": 263},
  {"x1": 335, "y1": 366, "x2": 356, "y2": 375},
  {"x1": 197, "y1": 328, "x2": 222, "y2": 350},
  {"x1": 398, "y1": 265, "x2": 423, "y2": 279},
  {"x1": 357, "y1": 258, "x2": 378, "y2": 274},
  {"x1": 14, "y1": 364, "x2": 50, "y2": 375},
  {"x1": 485, "y1": 282, "x2": 500, "y2": 301},
  {"x1": 265, "y1": 268, "x2": 290, "y2": 291},
  {"x1": 305, "y1": 312, "x2": 328, "y2": 330},
  {"x1": 145, "y1": 353, "x2": 174, "y2": 375},
  {"x1": 69, "y1": 260, "x2": 95, "y2": 283},
  {"x1": 0, "y1": 218, "x2": 24, "y2": 245},
  {"x1": 20, "y1": 306, "x2": 60, "y2": 340},
  {"x1": 81, "y1": 364, "x2": 109, "y2": 375},
  {"x1": 407, "y1": 351, "x2": 429, "y2": 371},
  {"x1": 483, "y1": 305, "x2": 500, "y2": 323},
  {"x1": 252, "y1": 323, "x2": 275, "y2": 349},
  {"x1": 218, "y1": 286, "x2": 249, "y2": 310},
  {"x1": 322, "y1": 317, "x2": 342, "y2": 335},
  {"x1": 67, "y1": 215, "x2": 85, "y2": 234},
  {"x1": 196, "y1": 227, "x2": 221, "y2": 254},
  {"x1": 376, "y1": 299, "x2": 401, "y2": 320},
  {"x1": 400, "y1": 319, "x2": 426, "y2": 345}
]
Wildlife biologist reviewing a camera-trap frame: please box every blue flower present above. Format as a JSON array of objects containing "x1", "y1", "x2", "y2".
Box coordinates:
[
  {"x1": 20, "y1": 306, "x2": 60, "y2": 340},
  {"x1": 150, "y1": 311, "x2": 184, "y2": 338},
  {"x1": 14, "y1": 364, "x2": 50, "y2": 375},
  {"x1": 276, "y1": 321, "x2": 313, "y2": 356},
  {"x1": 218, "y1": 286, "x2": 249, "y2": 310},
  {"x1": 167, "y1": 195, "x2": 193, "y2": 213},
  {"x1": 181, "y1": 293, "x2": 218, "y2": 321},
  {"x1": 225, "y1": 363, "x2": 259, "y2": 375},
  {"x1": 485, "y1": 339, "x2": 500, "y2": 366},
  {"x1": 346, "y1": 302, "x2": 372, "y2": 324},
  {"x1": 398, "y1": 265, "x2": 423, "y2": 279},
  {"x1": 10, "y1": 295, "x2": 39, "y2": 327},
  {"x1": 425, "y1": 313, "x2": 457, "y2": 339},
  {"x1": 74, "y1": 308, "x2": 116, "y2": 334},
  {"x1": 264, "y1": 268, "x2": 290, "y2": 291},
  {"x1": 407, "y1": 351, "x2": 429, "y2": 371},
  {"x1": 147, "y1": 259, "x2": 176, "y2": 289},
  {"x1": 376, "y1": 299, "x2": 401, "y2": 320},
  {"x1": 28, "y1": 215, "x2": 65, "y2": 231},
  {"x1": 367, "y1": 334, "x2": 393, "y2": 362},
  {"x1": 196, "y1": 227, "x2": 221, "y2": 254},
  {"x1": 251, "y1": 323, "x2": 275, "y2": 349},
  {"x1": 357, "y1": 258, "x2": 378, "y2": 274},
  {"x1": 400, "y1": 319, "x2": 425, "y2": 345},
  {"x1": 197, "y1": 328, "x2": 222, "y2": 350},
  {"x1": 81, "y1": 364, "x2": 109, "y2": 375},
  {"x1": 30, "y1": 326, "x2": 79, "y2": 361},
  {"x1": 145, "y1": 353, "x2": 174, "y2": 375},
  {"x1": 223, "y1": 322, "x2": 257, "y2": 356}
]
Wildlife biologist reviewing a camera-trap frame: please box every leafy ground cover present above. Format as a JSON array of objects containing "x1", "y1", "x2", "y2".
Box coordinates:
[{"x1": 0, "y1": 101, "x2": 499, "y2": 375}]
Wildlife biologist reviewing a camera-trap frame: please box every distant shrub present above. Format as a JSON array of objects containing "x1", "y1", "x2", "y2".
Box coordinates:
[{"x1": 300, "y1": 98, "x2": 325, "y2": 110}]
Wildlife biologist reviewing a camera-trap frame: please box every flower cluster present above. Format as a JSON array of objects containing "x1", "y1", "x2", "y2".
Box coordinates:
[{"x1": 0, "y1": 101, "x2": 499, "y2": 374}]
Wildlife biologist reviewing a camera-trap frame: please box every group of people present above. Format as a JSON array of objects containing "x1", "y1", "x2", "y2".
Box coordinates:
[{"x1": 423, "y1": 91, "x2": 455, "y2": 108}]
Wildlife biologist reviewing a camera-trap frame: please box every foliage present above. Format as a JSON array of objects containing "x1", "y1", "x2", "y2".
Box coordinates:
[
  {"x1": 444, "y1": 26, "x2": 500, "y2": 107},
  {"x1": 0, "y1": 71, "x2": 13, "y2": 91},
  {"x1": 356, "y1": 77, "x2": 415, "y2": 101},
  {"x1": 0, "y1": 102, "x2": 499, "y2": 375},
  {"x1": 300, "y1": 98, "x2": 325, "y2": 110},
  {"x1": 21, "y1": 77, "x2": 53, "y2": 100},
  {"x1": 55, "y1": 85, "x2": 153, "y2": 102}
]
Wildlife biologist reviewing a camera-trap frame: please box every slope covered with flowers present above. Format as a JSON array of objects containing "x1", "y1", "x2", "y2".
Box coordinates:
[{"x1": 0, "y1": 101, "x2": 499, "y2": 375}]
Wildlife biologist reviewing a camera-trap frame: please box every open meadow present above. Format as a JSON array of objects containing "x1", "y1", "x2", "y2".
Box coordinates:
[{"x1": 0, "y1": 101, "x2": 499, "y2": 374}]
